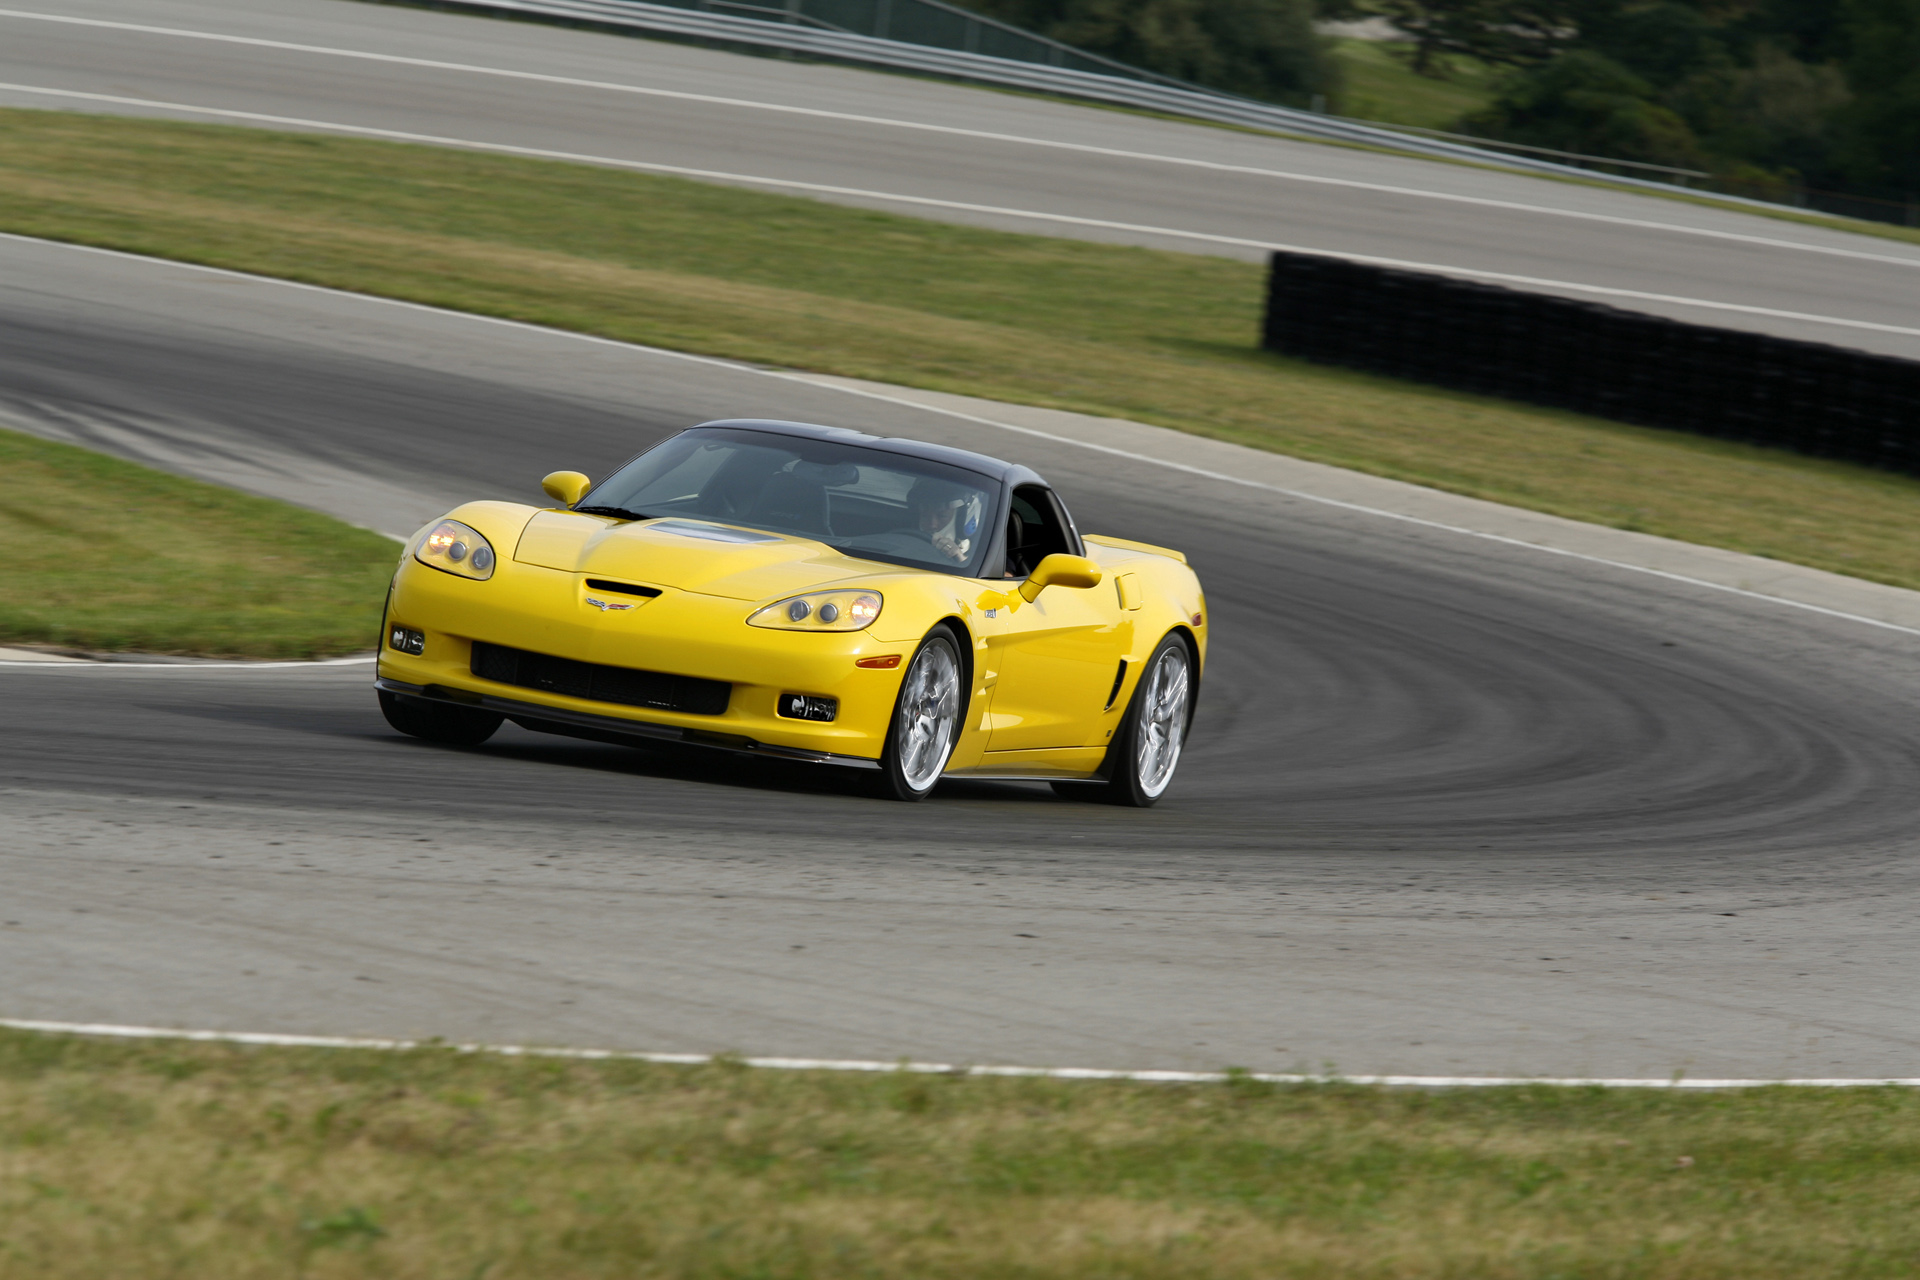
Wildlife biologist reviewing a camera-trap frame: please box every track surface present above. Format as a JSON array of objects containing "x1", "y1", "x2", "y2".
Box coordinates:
[
  {"x1": 5, "y1": 238, "x2": 1920, "y2": 1078},
  {"x1": 5, "y1": 0, "x2": 1920, "y2": 357}
]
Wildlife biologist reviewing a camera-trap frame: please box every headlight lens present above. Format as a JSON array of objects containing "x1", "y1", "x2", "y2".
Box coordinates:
[
  {"x1": 415, "y1": 519, "x2": 496, "y2": 580},
  {"x1": 748, "y1": 590, "x2": 883, "y2": 632}
]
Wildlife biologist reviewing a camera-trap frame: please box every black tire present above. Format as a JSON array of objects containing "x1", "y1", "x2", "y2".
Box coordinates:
[
  {"x1": 1057, "y1": 633, "x2": 1194, "y2": 807},
  {"x1": 875, "y1": 625, "x2": 964, "y2": 802},
  {"x1": 378, "y1": 689, "x2": 503, "y2": 747}
]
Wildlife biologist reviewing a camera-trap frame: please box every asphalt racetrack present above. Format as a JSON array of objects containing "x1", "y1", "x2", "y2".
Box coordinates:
[
  {"x1": 5, "y1": 237, "x2": 1920, "y2": 1080},
  {"x1": 6, "y1": 0, "x2": 1920, "y2": 359}
]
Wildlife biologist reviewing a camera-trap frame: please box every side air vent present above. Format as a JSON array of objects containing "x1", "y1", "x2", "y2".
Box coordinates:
[
  {"x1": 471, "y1": 641, "x2": 729, "y2": 716},
  {"x1": 584, "y1": 578, "x2": 663, "y2": 598},
  {"x1": 1105, "y1": 659, "x2": 1129, "y2": 711}
]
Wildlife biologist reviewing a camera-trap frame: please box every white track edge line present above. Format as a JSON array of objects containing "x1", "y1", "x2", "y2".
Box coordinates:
[
  {"x1": 6, "y1": 81, "x2": 1920, "y2": 342},
  {"x1": 7, "y1": 229, "x2": 1918, "y2": 643},
  {"x1": 4, "y1": 1019, "x2": 1914, "y2": 1088},
  {"x1": 5, "y1": 7, "x2": 1917, "y2": 271}
]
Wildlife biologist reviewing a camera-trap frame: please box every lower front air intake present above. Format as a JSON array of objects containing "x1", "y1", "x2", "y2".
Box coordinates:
[{"x1": 470, "y1": 641, "x2": 731, "y2": 716}]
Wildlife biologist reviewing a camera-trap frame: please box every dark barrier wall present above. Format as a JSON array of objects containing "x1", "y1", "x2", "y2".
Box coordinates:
[{"x1": 1261, "y1": 250, "x2": 1920, "y2": 476}]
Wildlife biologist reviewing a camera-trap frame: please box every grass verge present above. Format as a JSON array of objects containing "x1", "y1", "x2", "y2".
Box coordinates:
[
  {"x1": 4, "y1": 108, "x2": 1920, "y2": 593},
  {"x1": 3, "y1": 1027, "x2": 1919, "y2": 1279},
  {"x1": 1330, "y1": 38, "x2": 1499, "y2": 129},
  {"x1": 0, "y1": 430, "x2": 396, "y2": 657}
]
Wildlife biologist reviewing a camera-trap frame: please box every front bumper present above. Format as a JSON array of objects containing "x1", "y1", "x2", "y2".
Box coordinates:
[
  {"x1": 379, "y1": 556, "x2": 906, "y2": 762},
  {"x1": 376, "y1": 677, "x2": 881, "y2": 768}
]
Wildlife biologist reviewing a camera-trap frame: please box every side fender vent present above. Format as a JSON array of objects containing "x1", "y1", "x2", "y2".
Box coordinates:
[{"x1": 1104, "y1": 659, "x2": 1129, "y2": 711}]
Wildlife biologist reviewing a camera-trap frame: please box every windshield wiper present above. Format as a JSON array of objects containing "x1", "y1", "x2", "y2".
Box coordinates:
[{"x1": 572, "y1": 504, "x2": 650, "y2": 521}]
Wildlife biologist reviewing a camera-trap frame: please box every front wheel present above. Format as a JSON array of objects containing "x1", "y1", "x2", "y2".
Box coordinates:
[
  {"x1": 378, "y1": 689, "x2": 503, "y2": 747},
  {"x1": 875, "y1": 626, "x2": 963, "y2": 801}
]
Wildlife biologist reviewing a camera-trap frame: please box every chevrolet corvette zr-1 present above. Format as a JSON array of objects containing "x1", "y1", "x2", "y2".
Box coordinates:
[{"x1": 375, "y1": 419, "x2": 1206, "y2": 803}]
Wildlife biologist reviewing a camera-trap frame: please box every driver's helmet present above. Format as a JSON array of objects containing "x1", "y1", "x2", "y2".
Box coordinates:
[{"x1": 908, "y1": 477, "x2": 969, "y2": 526}]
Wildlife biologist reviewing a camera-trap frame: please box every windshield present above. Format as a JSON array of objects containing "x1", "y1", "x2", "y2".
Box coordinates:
[{"x1": 581, "y1": 428, "x2": 998, "y2": 576}]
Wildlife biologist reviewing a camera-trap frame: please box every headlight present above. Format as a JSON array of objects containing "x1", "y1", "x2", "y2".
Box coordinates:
[
  {"x1": 748, "y1": 590, "x2": 883, "y2": 632},
  {"x1": 414, "y1": 519, "x2": 496, "y2": 580}
]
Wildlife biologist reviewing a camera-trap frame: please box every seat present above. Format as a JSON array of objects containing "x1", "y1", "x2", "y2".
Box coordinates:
[
  {"x1": 1005, "y1": 510, "x2": 1037, "y2": 577},
  {"x1": 749, "y1": 472, "x2": 832, "y2": 536}
]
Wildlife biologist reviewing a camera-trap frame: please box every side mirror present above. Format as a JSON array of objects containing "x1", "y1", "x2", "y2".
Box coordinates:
[
  {"x1": 542, "y1": 470, "x2": 591, "y2": 506},
  {"x1": 1019, "y1": 553, "x2": 1103, "y2": 602}
]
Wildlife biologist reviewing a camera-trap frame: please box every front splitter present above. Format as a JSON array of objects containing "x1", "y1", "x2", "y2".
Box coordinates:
[{"x1": 375, "y1": 676, "x2": 881, "y2": 769}]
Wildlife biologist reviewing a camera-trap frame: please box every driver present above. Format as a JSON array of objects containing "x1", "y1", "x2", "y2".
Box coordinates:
[{"x1": 907, "y1": 477, "x2": 975, "y2": 565}]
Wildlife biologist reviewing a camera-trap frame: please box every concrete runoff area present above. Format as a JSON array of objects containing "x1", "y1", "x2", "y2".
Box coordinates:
[
  {"x1": 4, "y1": 236, "x2": 1920, "y2": 1080},
  {"x1": 4, "y1": 0, "x2": 1920, "y2": 359}
]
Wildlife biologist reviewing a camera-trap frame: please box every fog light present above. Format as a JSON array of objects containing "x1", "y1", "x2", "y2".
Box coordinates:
[
  {"x1": 388, "y1": 626, "x2": 425, "y2": 655},
  {"x1": 777, "y1": 693, "x2": 837, "y2": 722}
]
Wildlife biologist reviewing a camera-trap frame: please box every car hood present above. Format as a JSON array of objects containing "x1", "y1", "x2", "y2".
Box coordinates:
[{"x1": 513, "y1": 511, "x2": 890, "y2": 600}]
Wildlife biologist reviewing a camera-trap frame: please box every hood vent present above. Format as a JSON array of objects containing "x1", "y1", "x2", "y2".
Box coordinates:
[{"x1": 584, "y1": 578, "x2": 663, "y2": 598}]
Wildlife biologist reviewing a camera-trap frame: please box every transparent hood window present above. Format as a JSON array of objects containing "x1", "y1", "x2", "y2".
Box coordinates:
[{"x1": 583, "y1": 428, "x2": 998, "y2": 576}]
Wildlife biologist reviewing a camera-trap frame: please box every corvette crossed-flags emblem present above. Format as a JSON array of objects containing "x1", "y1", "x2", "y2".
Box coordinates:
[{"x1": 585, "y1": 596, "x2": 634, "y2": 612}]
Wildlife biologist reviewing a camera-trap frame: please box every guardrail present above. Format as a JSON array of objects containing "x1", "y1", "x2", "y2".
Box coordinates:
[
  {"x1": 403, "y1": 0, "x2": 1802, "y2": 209},
  {"x1": 1379, "y1": 124, "x2": 1713, "y2": 182},
  {"x1": 406, "y1": 0, "x2": 1197, "y2": 85}
]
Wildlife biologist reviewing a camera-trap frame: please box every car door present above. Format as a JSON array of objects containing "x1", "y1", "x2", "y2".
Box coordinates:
[{"x1": 983, "y1": 486, "x2": 1124, "y2": 752}]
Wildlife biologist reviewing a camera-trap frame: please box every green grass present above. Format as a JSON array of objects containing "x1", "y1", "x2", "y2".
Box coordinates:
[
  {"x1": 3, "y1": 1027, "x2": 1919, "y2": 1278},
  {"x1": 4, "y1": 107, "x2": 1920, "y2": 608},
  {"x1": 0, "y1": 429, "x2": 397, "y2": 657},
  {"x1": 1330, "y1": 38, "x2": 1501, "y2": 130}
]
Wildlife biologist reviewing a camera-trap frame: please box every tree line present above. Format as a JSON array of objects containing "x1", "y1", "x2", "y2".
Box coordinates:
[
  {"x1": 957, "y1": 0, "x2": 1336, "y2": 108},
  {"x1": 956, "y1": 0, "x2": 1918, "y2": 205},
  {"x1": 1355, "y1": 0, "x2": 1918, "y2": 204}
]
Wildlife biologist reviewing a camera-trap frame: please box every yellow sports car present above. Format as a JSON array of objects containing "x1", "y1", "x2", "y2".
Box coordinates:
[{"x1": 375, "y1": 419, "x2": 1206, "y2": 804}]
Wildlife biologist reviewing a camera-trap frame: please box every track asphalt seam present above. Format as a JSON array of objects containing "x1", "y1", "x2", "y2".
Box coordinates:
[
  {"x1": 7, "y1": 229, "x2": 1920, "y2": 647},
  {"x1": 9, "y1": 80, "x2": 1919, "y2": 343},
  {"x1": 7, "y1": 6, "x2": 1919, "y2": 272},
  {"x1": 5, "y1": 1019, "x2": 1915, "y2": 1088}
]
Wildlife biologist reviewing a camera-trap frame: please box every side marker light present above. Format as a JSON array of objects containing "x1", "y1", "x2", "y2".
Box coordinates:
[
  {"x1": 855, "y1": 655, "x2": 902, "y2": 669},
  {"x1": 1192, "y1": 612, "x2": 1204, "y2": 626}
]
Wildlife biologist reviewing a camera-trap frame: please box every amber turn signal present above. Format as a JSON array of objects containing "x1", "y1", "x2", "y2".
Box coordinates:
[{"x1": 855, "y1": 654, "x2": 902, "y2": 669}]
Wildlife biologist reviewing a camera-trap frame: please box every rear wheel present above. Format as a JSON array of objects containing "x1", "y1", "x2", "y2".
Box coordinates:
[
  {"x1": 1053, "y1": 634, "x2": 1192, "y2": 807},
  {"x1": 876, "y1": 626, "x2": 963, "y2": 801},
  {"x1": 378, "y1": 689, "x2": 503, "y2": 747}
]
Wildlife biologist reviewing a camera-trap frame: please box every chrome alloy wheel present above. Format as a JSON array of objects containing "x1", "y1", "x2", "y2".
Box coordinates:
[
  {"x1": 1135, "y1": 644, "x2": 1190, "y2": 798},
  {"x1": 896, "y1": 639, "x2": 960, "y2": 792}
]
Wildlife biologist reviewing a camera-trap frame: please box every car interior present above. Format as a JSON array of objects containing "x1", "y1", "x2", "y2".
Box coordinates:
[
  {"x1": 1002, "y1": 485, "x2": 1074, "y2": 578},
  {"x1": 606, "y1": 433, "x2": 1007, "y2": 572}
]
